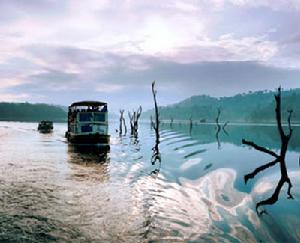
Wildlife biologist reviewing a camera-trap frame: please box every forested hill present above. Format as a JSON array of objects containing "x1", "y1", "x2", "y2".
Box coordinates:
[
  {"x1": 0, "y1": 103, "x2": 67, "y2": 122},
  {"x1": 144, "y1": 88, "x2": 300, "y2": 123}
]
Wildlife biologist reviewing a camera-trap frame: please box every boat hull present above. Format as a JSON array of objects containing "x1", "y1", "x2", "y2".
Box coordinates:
[
  {"x1": 67, "y1": 133, "x2": 110, "y2": 146},
  {"x1": 38, "y1": 128, "x2": 53, "y2": 133}
]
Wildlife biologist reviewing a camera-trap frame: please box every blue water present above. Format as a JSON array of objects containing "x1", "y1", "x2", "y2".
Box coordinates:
[{"x1": 0, "y1": 121, "x2": 300, "y2": 242}]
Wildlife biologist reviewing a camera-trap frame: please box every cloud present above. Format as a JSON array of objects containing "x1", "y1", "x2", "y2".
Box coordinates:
[
  {"x1": 209, "y1": 0, "x2": 300, "y2": 11},
  {"x1": 0, "y1": 0, "x2": 67, "y2": 22},
  {"x1": 95, "y1": 84, "x2": 124, "y2": 93},
  {"x1": 228, "y1": 0, "x2": 300, "y2": 11},
  {"x1": 26, "y1": 69, "x2": 79, "y2": 91},
  {"x1": 93, "y1": 58, "x2": 300, "y2": 97},
  {"x1": 0, "y1": 78, "x2": 23, "y2": 89},
  {"x1": 4, "y1": 48, "x2": 300, "y2": 110},
  {"x1": 0, "y1": 92, "x2": 29, "y2": 102},
  {"x1": 0, "y1": 0, "x2": 300, "y2": 109},
  {"x1": 162, "y1": 34, "x2": 278, "y2": 63}
]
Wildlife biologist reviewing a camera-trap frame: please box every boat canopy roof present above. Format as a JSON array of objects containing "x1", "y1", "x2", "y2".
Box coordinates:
[
  {"x1": 40, "y1": 120, "x2": 53, "y2": 123},
  {"x1": 70, "y1": 101, "x2": 107, "y2": 107}
]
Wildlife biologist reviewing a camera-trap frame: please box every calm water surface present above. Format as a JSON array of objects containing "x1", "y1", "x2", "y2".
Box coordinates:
[{"x1": 1, "y1": 121, "x2": 300, "y2": 242}]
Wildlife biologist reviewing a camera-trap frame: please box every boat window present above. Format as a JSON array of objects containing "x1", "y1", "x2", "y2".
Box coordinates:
[
  {"x1": 79, "y1": 112, "x2": 93, "y2": 122},
  {"x1": 81, "y1": 125, "x2": 93, "y2": 133},
  {"x1": 100, "y1": 105, "x2": 107, "y2": 112},
  {"x1": 94, "y1": 113, "x2": 106, "y2": 122},
  {"x1": 95, "y1": 125, "x2": 105, "y2": 134}
]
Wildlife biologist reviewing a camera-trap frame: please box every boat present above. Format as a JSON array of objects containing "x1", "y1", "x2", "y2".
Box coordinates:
[
  {"x1": 65, "y1": 101, "x2": 110, "y2": 147},
  {"x1": 38, "y1": 120, "x2": 53, "y2": 133}
]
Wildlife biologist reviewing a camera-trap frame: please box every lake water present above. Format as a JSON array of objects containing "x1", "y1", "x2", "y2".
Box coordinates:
[{"x1": 1, "y1": 121, "x2": 300, "y2": 242}]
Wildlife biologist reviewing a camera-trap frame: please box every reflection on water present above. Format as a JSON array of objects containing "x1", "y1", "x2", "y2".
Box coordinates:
[
  {"x1": 67, "y1": 145, "x2": 110, "y2": 183},
  {"x1": 68, "y1": 144, "x2": 109, "y2": 165},
  {"x1": 0, "y1": 121, "x2": 300, "y2": 241}
]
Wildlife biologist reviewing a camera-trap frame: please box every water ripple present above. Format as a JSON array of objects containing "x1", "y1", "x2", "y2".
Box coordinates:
[{"x1": 1, "y1": 121, "x2": 300, "y2": 241}]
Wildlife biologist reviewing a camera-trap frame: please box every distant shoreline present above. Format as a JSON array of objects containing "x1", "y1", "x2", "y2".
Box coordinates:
[
  {"x1": 0, "y1": 119, "x2": 67, "y2": 123},
  {"x1": 145, "y1": 119, "x2": 300, "y2": 126},
  {"x1": 1, "y1": 119, "x2": 300, "y2": 127}
]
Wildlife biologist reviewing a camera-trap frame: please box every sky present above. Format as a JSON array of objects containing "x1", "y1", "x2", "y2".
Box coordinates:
[{"x1": 1, "y1": 0, "x2": 300, "y2": 111}]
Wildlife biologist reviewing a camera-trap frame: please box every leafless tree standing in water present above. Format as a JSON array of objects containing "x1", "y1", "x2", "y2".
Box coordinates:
[
  {"x1": 215, "y1": 108, "x2": 221, "y2": 149},
  {"x1": 150, "y1": 115, "x2": 155, "y2": 129},
  {"x1": 189, "y1": 116, "x2": 193, "y2": 134},
  {"x1": 128, "y1": 106, "x2": 142, "y2": 136},
  {"x1": 215, "y1": 108, "x2": 229, "y2": 148},
  {"x1": 170, "y1": 117, "x2": 174, "y2": 128},
  {"x1": 222, "y1": 121, "x2": 229, "y2": 135},
  {"x1": 242, "y1": 87, "x2": 294, "y2": 215},
  {"x1": 151, "y1": 81, "x2": 161, "y2": 174},
  {"x1": 119, "y1": 109, "x2": 127, "y2": 136}
]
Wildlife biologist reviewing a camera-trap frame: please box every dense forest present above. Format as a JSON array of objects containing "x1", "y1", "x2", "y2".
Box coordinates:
[
  {"x1": 1, "y1": 88, "x2": 300, "y2": 123},
  {"x1": 143, "y1": 88, "x2": 300, "y2": 123},
  {"x1": 0, "y1": 103, "x2": 67, "y2": 122}
]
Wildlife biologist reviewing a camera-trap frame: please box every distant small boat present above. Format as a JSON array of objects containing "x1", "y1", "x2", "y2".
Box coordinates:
[
  {"x1": 65, "y1": 101, "x2": 110, "y2": 147},
  {"x1": 38, "y1": 120, "x2": 53, "y2": 133}
]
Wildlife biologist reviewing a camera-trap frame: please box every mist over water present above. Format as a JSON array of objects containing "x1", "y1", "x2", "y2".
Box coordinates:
[{"x1": 0, "y1": 121, "x2": 300, "y2": 242}]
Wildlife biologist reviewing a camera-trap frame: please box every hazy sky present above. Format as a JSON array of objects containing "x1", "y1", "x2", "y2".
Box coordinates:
[{"x1": 1, "y1": 0, "x2": 300, "y2": 110}]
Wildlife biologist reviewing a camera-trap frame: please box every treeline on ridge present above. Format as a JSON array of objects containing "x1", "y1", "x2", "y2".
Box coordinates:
[
  {"x1": 144, "y1": 88, "x2": 300, "y2": 123},
  {"x1": 0, "y1": 102, "x2": 67, "y2": 122}
]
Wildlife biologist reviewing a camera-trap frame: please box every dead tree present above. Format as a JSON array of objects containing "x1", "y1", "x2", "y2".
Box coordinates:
[
  {"x1": 216, "y1": 108, "x2": 221, "y2": 131},
  {"x1": 215, "y1": 108, "x2": 229, "y2": 147},
  {"x1": 222, "y1": 121, "x2": 229, "y2": 135},
  {"x1": 128, "y1": 106, "x2": 142, "y2": 136},
  {"x1": 119, "y1": 109, "x2": 127, "y2": 136},
  {"x1": 123, "y1": 114, "x2": 127, "y2": 135},
  {"x1": 134, "y1": 106, "x2": 142, "y2": 132},
  {"x1": 151, "y1": 81, "x2": 161, "y2": 168},
  {"x1": 242, "y1": 87, "x2": 293, "y2": 215},
  {"x1": 170, "y1": 117, "x2": 174, "y2": 128},
  {"x1": 215, "y1": 108, "x2": 221, "y2": 149},
  {"x1": 189, "y1": 116, "x2": 193, "y2": 134},
  {"x1": 150, "y1": 115, "x2": 155, "y2": 129}
]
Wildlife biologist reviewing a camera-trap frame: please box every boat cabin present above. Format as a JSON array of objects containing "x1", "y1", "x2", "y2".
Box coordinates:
[
  {"x1": 38, "y1": 120, "x2": 53, "y2": 133},
  {"x1": 66, "y1": 101, "x2": 110, "y2": 145}
]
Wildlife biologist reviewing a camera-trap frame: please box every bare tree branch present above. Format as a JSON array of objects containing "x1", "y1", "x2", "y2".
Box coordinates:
[
  {"x1": 242, "y1": 139, "x2": 279, "y2": 158},
  {"x1": 275, "y1": 87, "x2": 285, "y2": 140},
  {"x1": 287, "y1": 109, "x2": 293, "y2": 138},
  {"x1": 243, "y1": 87, "x2": 294, "y2": 214},
  {"x1": 256, "y1": 178, "x2": 285, "y2": 215},
  {"x1": 244, "y1": 158, "x2": 279, "y2": 184},
  {"x1": 215, "y1": 108, "x2": 221, "y2": 149},
  {"x1": 128, "y1": 107, "x2": 142, "y2": 136},
  {"x1": 151, "y1": 81, "x2": 161, "y2": 170},
  {"x1": 287, "y1": 177, "x2": 294, "y2": 199}
]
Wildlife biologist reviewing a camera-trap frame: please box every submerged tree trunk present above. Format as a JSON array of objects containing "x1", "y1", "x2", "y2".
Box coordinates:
[
  {"x1": 189, "y1": 116, "x2": 193, "y2": 134},
  {"x1": 151, "y1": 81, "x2": 161, "y2": 172},
  {"x1": 222, "y1": 121, "x2": 229, "y2": 135},
  {"x1": 128, "y1": 106, "x2": 142, "y2": 136},
  {"x1": 170, "y1": 117, "x2": 174, "y2": 128},
  {"x1": 119, "y1": 109, "x2": 127, "y2": 136},
  {"x1": 242, "y1": 87, "x2": 293, "y2": 215},
  {"x1": 215, "y1": 108, "x2": 221, "y2": 149},
  {"x1": 150, "y1": 115, "x2": 155, "y2": 129}
]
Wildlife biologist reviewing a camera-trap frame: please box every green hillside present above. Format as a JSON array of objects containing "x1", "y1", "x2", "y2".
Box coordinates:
[
  {"x1": 144, "y1": 88, "x2": 300, "y2": 123},
  {"x1": 0, "y1": 103, "x2": 67, "y2": 122}
]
